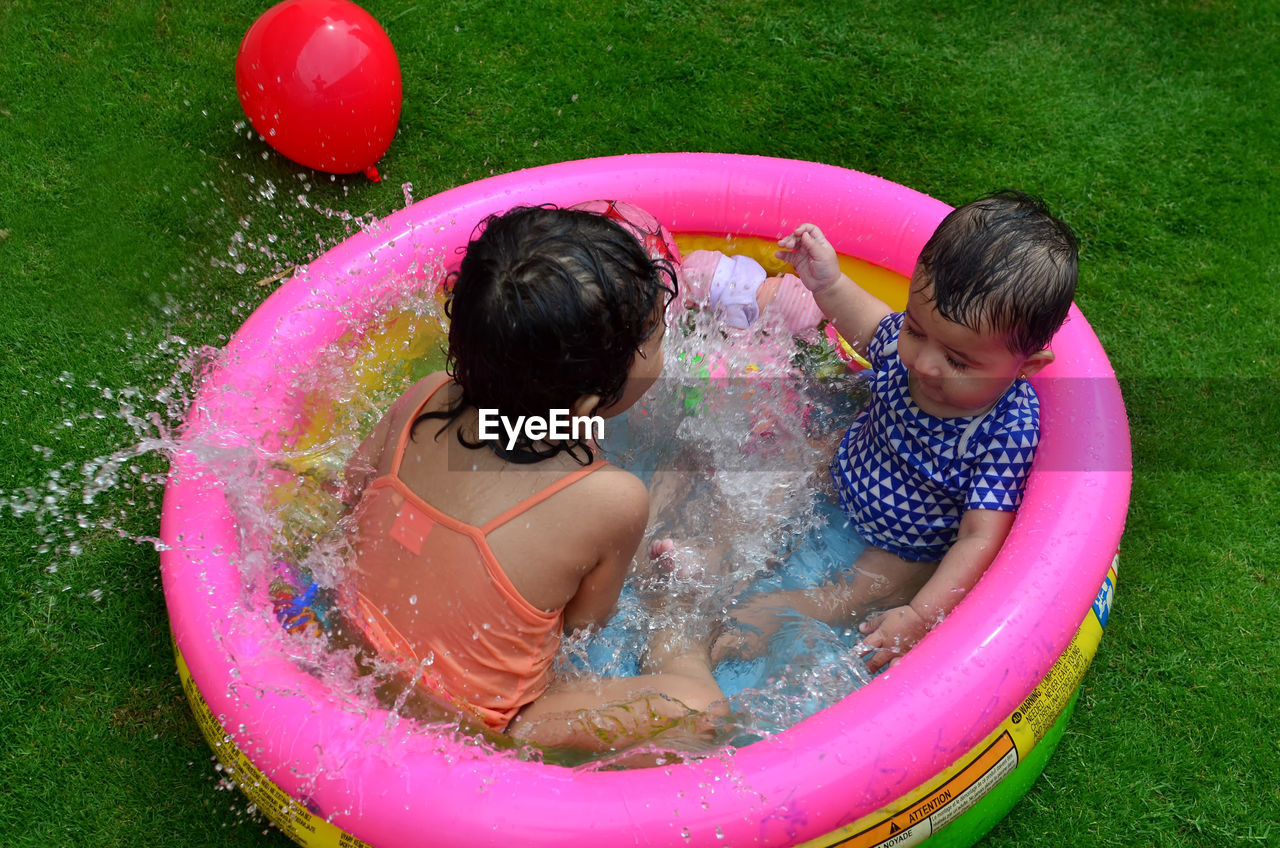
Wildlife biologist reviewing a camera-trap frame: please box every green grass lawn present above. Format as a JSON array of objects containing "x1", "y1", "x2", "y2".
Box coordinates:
[{"x1": 2, "y1": 0, "x2": 1276, "y2": 845}]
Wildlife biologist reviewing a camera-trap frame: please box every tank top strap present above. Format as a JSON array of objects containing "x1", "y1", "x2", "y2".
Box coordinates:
[
  {"x1": 479, "y1": 459, "x2": 611, "y2": 535},
  {"x1": 388, "y1": 376, "x2": 453, "y2": 477}
]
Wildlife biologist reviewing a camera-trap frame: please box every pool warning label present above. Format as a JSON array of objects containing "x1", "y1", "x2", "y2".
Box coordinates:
[
  {"x1": 801, "y1": 559, "x2": 1116, "y2": 848},
  {"x1": 831, "y1": 732, "x2": 1019, "y2": 848},
  {"x1": 1010, "y1": 638, "x2": 1091, "y2": 744}
]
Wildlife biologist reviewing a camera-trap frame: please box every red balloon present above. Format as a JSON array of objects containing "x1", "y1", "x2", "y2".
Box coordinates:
[{"x1": 236, "y1": 0, "x2": 402, "y2": 181}]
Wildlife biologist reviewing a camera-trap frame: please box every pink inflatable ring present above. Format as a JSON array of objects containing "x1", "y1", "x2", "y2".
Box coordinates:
[{"x1": 161, "y1": 154, "x2": 1130, "y2": 848}]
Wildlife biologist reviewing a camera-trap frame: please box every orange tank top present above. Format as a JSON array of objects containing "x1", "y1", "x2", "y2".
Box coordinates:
[{"x1": 347, "y1": 381, "x2": 608, "y2": 731}]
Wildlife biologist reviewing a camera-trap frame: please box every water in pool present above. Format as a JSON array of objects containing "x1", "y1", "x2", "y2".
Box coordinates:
[
  {"x1": 246, "y1": 288, "x2": 880, "y2": 764},
  {"x1": 9, "y1": 234, "x2": 880, "y2": 768},
  {"x1": 578, "y1": 306, "x2": 877, "y2": 750}
]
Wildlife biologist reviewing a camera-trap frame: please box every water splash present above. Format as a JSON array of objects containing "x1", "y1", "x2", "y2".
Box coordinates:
[
  {"x1": 569, "y1": 312, "x2": 874, "y2": 752},
  {"x1": 7, "y1": 118, "x2": 877, "y2": 784},
  {"x1": 204, "y1": 278, "x2": 874, "y2": 765}
]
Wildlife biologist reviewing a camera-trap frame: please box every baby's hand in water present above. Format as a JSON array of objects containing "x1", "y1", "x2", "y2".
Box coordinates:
[
  {"x1": 777, "y1": 224, "x2": 842, "y2": 294},
  {"x1": 858, "y1": 605, "x2": 929, "y2": 673}
]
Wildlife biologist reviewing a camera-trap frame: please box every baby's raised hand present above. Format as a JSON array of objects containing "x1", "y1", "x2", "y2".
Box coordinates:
[
  {"x1": 857, "y1": 604, "x2": 929, "y2": 673},
  {"x1": 777, "y1": 224, "x2": 842, "y2": 294}
]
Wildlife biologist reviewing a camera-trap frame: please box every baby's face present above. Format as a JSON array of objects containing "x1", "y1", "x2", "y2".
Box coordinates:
[{"x1": 898, "y1": 277, "x2": 1033, "y2": 418}]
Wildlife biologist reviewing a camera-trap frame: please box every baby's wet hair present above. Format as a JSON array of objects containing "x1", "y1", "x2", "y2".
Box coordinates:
[
  {"x1": 417, "y1": 205, "x2": 677, "y2": 462},
  {"x1": 917, "y1": 190, "x2": 1078, "y2": 356}
]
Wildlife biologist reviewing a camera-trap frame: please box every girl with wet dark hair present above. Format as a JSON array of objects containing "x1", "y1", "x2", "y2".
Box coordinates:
[{"x1": 342, "y1": 204, "x2": 725, "y2": 756}]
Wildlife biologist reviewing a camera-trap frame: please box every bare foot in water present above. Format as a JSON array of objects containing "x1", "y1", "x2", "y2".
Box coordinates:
[
  {"x1": 649, "y1": 538, "x2": 700, "y2": 581},
  {"x1": 649, "y1": 537, "x2": 735, "y2": 585},
  {"x1": 639, "y1": 601, "x2": 723, "y2": 678}
]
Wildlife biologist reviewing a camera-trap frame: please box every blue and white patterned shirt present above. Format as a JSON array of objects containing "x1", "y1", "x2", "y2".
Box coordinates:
[{"x1": 832, "y1": 313, "x2": 1040, "y2": 562}]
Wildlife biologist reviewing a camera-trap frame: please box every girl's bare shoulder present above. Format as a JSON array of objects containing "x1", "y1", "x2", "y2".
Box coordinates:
[
  {"x1": 396, "y1": 372, "x2": 453, "y2": 413},
  {"x1": 556, "y1": 462, "x2": 650, "y2": 540}
]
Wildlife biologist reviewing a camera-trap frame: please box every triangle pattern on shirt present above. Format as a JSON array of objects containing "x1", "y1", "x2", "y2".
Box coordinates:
[{"x1": 830, "y1": 312, "x2": 1040, "y2": 562}]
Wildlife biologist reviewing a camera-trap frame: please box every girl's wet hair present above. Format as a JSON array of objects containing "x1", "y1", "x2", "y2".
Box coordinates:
[
  {"x1": 917, "y1": 190, "x2": 1078, "y2": 356},
  {"x1": 415, "y1": 205, "x2": 677, "y2": 463}
]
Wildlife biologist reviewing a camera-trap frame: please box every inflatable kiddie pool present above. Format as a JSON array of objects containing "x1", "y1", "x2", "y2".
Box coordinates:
[{"x1": 161, "y1": 154, "x2": 1130, "y2": 848}]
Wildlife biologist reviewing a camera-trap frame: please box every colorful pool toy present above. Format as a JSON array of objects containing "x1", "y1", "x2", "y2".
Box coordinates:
[{"x1": 161, "y1": 154, "x2": 1130, "y2": 848}]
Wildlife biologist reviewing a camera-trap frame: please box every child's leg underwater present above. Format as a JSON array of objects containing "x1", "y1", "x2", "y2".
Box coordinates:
[
  {"x1": 843, "y1": 546, "x2": 938, "y2": 615},
  {"x1": 713, "y1": 545, "x2": 937, "y2": 662},
  {"x1": 508, "y1": 575, "x2": 728, "y2": 759},
  {"x1": 506, "y1": 640, "x2": 727, "y2": 757}
]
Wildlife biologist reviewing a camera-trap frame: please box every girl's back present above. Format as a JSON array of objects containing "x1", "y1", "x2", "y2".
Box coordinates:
[
  {"x1": 340, "y1": 205, "x2": 727, "y2": 749},
  {"x1": 346, "y1": 373, "x2": 647, "y2": 728}
]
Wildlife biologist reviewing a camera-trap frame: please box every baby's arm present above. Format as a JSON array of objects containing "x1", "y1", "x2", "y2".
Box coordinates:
[
  {"x1": 777, "y1": 224, "x2": 892, "y2": 356},
  {"x1": 858, "y1": 508, "x2": 1016, "y2": 672}
]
